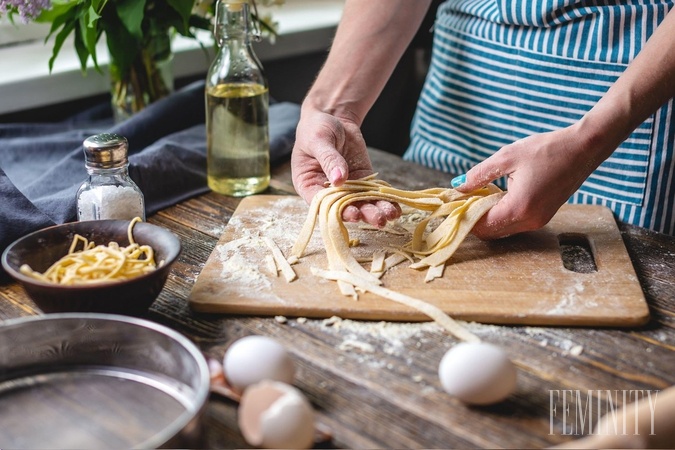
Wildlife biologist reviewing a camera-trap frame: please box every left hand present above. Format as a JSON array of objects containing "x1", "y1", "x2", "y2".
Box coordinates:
[
  {"x1": 454, "y1": 124, "x2": 605, "y2": 239},
  {"x1": 290, "y1": 107, "x2": 401, "y2": 227}
]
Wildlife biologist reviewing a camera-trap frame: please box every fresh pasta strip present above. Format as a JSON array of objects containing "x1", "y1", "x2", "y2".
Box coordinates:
[
  {"x1": 263, "y1": 237, "x2": 297, "y2": 283},
  {"x1": 370, "y1": 250, "x2": 386, "y2": 273},
  {"x1": 318, "y1": 191, "x2": 361, "y2": 297},
  {"x1": 292, "y1": 178, "x2": 503, "y2": 279},
  {"x1": 311, "y1": 267, "x2": 480, "y2": 343},
  {"x1": 327, "y1": 192, "x2": 382, "y2": 285},
  {"x1": 408, "y1": 193, "x2": 502, "y2": 269},
  {"x1": 424, "y1": 264, "x2": 445, "y2": 283},
  {"x1": 423, "y1": 198, "x2": 477, "y2": 252},
  {"x1": 20, "y1": 217, "x2": 157, "y2": 285},
  {"x1": 291, "y1": 183, "x2": 382, "y2": 259},
  {"x1": 291, "y1": 177, "x2": 503, "y2": 341},
  {"x1": 358, "y1": 224, "x2": 407, "y2": 236},
  {"x1": 384, "y1": 249, "x2": 413, "y2": 266}
]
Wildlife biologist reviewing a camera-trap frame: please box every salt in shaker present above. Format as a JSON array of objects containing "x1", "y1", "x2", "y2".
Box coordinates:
[{"x1": 77, "y1": 133, "x2": 146, "y2": 221}]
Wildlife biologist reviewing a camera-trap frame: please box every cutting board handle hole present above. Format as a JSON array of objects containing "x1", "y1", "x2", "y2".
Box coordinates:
[{"x1": 558, "y1": 233, "x2": 597, "y2": 273}]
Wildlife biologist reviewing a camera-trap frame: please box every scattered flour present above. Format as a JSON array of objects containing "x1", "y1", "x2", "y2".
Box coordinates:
[
  {"x1": 226, "y1": 197, "x2": 307, "y2": 249},
  {"x1": 338, "y1": 338, "x2": 376, "y2": 353},
  {"x1": 217, "y1": 238, "x2": 268, "y2": 287},
  {"x1": 547, "y1": 296, "x2": 573, "y2": 316},
  {"x1": 210, "y1": 224, "x2": 226, "y2": 237},
  {"x1": 653, "y1": 331, "x2": 668, "y2": 343},
  {"x1": 569, "y1": 345, "x2": 584, "y2": 356},
  {"x1": 546, "y1": 281, "x2": 587, "y2": 315},
  {"x1": 305, "y1": 315, "x2": 443, "y2": 363},
  {"x1": 522, "y1": 326, "x2": 585, "y2": 355},
  {"x1": 212, "y1": 199, "x2": 308, "y2": 303}
]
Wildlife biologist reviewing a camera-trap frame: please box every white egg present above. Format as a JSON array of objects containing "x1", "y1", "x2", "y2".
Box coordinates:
[
  {"x1": 238, "y1": 380, "x2": 315, "y2": 449},
  {"x1": 438, "y1": 342, "x2": 517, "y2": 405},
  {"x1": 223, "y1": 335, "x2": 295, "y2": 392}
]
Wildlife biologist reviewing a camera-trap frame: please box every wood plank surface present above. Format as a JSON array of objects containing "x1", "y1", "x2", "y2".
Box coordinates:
[
  {"x1": 1, "y1": 149, "x2": 673, "y2": 449},
  {"x1": 190, "y1": 196, "x2": 648, "y2": 326}
]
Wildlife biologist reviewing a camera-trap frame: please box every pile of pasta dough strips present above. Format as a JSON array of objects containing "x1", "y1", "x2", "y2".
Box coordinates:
[{"x1": 291, "y1": 175, "x2": 504, "y2": 343}]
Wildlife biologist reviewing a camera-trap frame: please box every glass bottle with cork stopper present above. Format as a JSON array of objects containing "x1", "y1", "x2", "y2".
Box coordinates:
[
  {"x1": 206, "y1": 0, "x2": 270, "y2": 197},
  {"x1": 77, "y1": 133, "x2": 146, "y2": 221}
]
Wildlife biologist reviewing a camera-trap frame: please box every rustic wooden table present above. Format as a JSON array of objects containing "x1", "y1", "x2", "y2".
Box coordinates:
[{"x1": 1, "y1": 148, "x2": 673, "y2": 448}]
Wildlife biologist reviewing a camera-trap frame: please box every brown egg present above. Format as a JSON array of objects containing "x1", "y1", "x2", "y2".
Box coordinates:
[{"x1": 238, "y1": 380, "x2": 315, "y2": 449}]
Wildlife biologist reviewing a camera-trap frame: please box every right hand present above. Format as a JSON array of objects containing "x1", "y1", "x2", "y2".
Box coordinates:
[
  {"x1": 291, "y1": 107, "x2": 401, "y2": 227},
  {"x1": 455, "y1": 124, "x2": 608, "y2": 239}
]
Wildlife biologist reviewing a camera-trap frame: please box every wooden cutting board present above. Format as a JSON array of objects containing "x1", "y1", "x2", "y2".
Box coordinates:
[{"x1": 189, "y1": 195, "x2": 649, "y2": 327}]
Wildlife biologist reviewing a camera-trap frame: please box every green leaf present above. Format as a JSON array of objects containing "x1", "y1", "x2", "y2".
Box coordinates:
[
  {"x1": 35, "y1": 1, "x2": 78, "y2": 24},
  {"x1": 165, "y1": 0, "x2": 194, "y2": 32},
  {"x1": 42, "y1": 3, "x2": 77, "y2": 42},
  {"x1": 73, "y1": 22, "x2": 91, "y2": 72},
  {"x1": 115, "y1": 0, "x2": 147, "y2": 40},
  {"x1": 86, "y1": 4, "x2": 102, "y2": 27},
  {"x1": 48, "y1": 20, "x2": 76, "y2": 73},
  {"x1": 90, "y1": 0, "x2": 109, "y2": 15},
  {"x1": 102, "y1": 11, "x2": 140, "y2": 77},
  {"x1": 79, "y1": 8, "x2": 102, "y2": 72},
  {"x1": 39, "y1": 4, "x2": 78, "y2": 73}
]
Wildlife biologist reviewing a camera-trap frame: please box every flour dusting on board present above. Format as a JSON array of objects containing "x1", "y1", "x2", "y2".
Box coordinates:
[
  {"x1": 210, "y1": 197, "x2": 308, "y2": 303},
  {"x1": 190, "y1": 197, "x2": 648, "y2": 327},
  {"x1": 226, "y1": 196, "x2": 313, "y2": 251},
  {"x1": 217, "y1": 237, "x2": 271, "y2": 293},
  {"x1": 546, "y1": 280, "x2": 586, "y2": 315}
]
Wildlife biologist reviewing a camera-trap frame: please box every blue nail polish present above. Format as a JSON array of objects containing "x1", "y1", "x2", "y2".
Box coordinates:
[{"x1": 451, "y1": 174, "x2": 466, "y2": 188}]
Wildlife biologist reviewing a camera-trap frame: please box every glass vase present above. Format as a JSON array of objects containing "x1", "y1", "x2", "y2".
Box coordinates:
[{"x1": 109, "y1": 30, "x2": 174, "y2": 122}]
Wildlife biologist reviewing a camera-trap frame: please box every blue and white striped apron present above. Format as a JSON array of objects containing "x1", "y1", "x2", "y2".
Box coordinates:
[{"x1": 403, "y1": 0, "x2": 675, "y2": 235}]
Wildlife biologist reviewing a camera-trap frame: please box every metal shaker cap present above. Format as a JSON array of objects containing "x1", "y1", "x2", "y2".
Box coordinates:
[{"x1": 82, "y1": 133, "x2": 128, "y2": 169}]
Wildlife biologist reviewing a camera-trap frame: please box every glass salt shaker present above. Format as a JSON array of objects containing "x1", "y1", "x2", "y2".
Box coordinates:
[{"x1": 76, "y1": 133, "x2": 146, "y2": 221}]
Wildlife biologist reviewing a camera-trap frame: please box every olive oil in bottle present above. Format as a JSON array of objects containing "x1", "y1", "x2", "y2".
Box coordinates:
[
  {"x1": 206, "y1": 0, "x2": 270, "y2": 196},
  {"x1": 206, "y1": 82, "x2": 270, "y2": 195}
]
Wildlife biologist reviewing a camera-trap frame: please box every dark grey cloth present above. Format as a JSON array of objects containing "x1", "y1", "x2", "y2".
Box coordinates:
[{"x1": 0, "y1": 80, "x2": 300, "y2": 279}]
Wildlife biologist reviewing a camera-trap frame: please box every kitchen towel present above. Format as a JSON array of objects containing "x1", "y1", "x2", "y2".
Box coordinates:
[{"x1": 0, "y1": 80, "x2": 300, "y2": 278}]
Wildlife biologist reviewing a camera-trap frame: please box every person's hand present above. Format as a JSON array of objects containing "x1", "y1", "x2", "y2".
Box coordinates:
[
  {"x1": 452, "y1": 124, "x2": 606, "y2": 239},
  {"x1": 291, "y1": 107, "x2": 400, "y2": 227}
]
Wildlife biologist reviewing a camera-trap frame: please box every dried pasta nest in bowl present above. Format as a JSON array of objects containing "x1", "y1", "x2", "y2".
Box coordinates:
[{"x1": 1, "y1": 219, "x2": 181, "y2": 315}]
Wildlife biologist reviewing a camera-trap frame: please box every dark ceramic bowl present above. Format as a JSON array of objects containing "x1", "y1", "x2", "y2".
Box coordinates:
[{"x1": 1, "y1": 220, "x2": 181, "y2": 315}]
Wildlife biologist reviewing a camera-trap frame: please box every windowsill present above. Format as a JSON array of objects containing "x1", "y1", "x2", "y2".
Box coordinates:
[{"x1": 0, "y1": 0, "x2": 343, "y2": 116}]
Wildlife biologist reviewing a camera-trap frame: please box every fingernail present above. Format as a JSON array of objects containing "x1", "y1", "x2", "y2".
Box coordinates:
[
  {"x1": 451, "y1": 174, "x2": 466, "y2": 188},
  {"x1": 330, "y1": 167, "x2": 343, "y2": 184}
]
